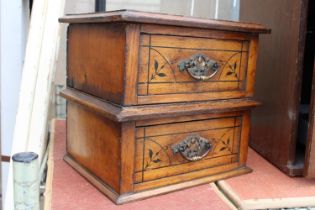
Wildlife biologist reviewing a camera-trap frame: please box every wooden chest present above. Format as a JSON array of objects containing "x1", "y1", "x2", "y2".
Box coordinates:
[{"x1": 59, "y1": 10, "x2": 269, "y2": 204}]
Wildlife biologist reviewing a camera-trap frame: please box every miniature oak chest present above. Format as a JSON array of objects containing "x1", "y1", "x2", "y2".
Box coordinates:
[{"x1": 59, "y1": 10, "x2": 270, "y2": 204}]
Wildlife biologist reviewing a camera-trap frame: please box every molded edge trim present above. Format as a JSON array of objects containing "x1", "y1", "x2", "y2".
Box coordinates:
[{"x1": 61, "y1": 88, "x2": 260, "y2": 122}]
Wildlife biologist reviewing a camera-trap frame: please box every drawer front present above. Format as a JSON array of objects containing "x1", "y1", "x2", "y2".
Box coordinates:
[
  {"x1": 134, "y1": 112, "x2": 245, "y2": 184},
  {"x1": 137, "y1": 34, "x2": 253, "y2": 104}
]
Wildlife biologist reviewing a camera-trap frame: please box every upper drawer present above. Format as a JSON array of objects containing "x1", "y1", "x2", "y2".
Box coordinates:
[
  {"x1": 67, "y1": 23, "x2": 260, "y2": 105},
  {"x1": 137, "y1": 34, "x2": 253, "y2": 104}
]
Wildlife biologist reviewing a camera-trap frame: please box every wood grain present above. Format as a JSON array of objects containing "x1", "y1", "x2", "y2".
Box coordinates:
[
  {"x1": 138, "y1": 83, "x2": 241, "y2": 95},
  {"x1": 239, "y1": 111, "x2": 251, "y2": 165},
  {"x1": 67, "y1": 23, "x2": 126, "y2": 104},
  {"x1": 135, "y1": 111, "x2": 241, "y2": 126},
  {"x1": 137, "y1": 91, "x2": 246, "y2": 104},
  {"x1": 134, "y1": 163, "x2": 241, "y2": 191},
  {"x1": 135, "y1": 155, "x2": 239, "y2": 183},
  {"x1": 141, "y1": 24, "x2": 256, "y2": 40},
  {"x1": 147, "y1": 34, "x2": 243, "y2": 50},
  {"x1": 123, "y1": 24, "x2": 140, "y2": 105},
  {"x1": 120, "y1": 122, "x2": 136, "y2": 193},
  {"x1": 67, "y1": 101, "x2": 121, "y2": 192},
  {"x1": 245, "y1": 36, "x2": 258, "y2": 97},
  {"x1": 136, "y1": 117, "x2": 239, "y2": 137}
]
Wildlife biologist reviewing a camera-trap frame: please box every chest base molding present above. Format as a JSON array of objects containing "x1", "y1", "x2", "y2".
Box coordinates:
[{"x1": 64, "y1": 154, "x2": 251, "y2": 204}]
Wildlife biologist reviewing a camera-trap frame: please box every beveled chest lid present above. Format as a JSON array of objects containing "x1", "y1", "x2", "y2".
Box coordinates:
[{"x1": 59, "y1": 9, "x2": 270, "y2": 34}]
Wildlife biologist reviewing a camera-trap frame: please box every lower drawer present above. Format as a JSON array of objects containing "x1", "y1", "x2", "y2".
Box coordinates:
[
  {"x1": 133, "y1": 112, "x2": 248, "y2": 191},
  {"x1": 135, "y1": 113, "x2": 241, "y2": 179}
]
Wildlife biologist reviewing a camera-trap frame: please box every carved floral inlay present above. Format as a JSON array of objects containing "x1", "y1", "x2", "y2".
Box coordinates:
[
  {"x1": 143, "y1": 128, "x2": 235, "y2": 170},
  {"x1": 148, "y1": 48, "x2": 242, "y2": 83}
]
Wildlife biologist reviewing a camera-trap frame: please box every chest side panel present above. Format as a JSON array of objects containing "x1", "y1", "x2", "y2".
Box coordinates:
[
  {"x1": 67, "y1": 23, "x2": 126, "y2": 104},
  {"x1": 67, "y1": 101, "x2": 121, "y2": 193}
]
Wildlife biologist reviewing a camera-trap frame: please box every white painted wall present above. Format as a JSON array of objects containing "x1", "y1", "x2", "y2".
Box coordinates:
[
  {"x1": 106, "y1": 0, "x2": 239, "y2": 20},
  {"x1": 0, "y1": 0, "x2": 29, "y2": 205},
  {"x1": 106, "y1": 0, "x2": 160, "y2": 12}
]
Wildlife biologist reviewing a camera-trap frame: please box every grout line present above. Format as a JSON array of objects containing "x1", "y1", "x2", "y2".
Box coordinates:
[
  {"x1": 210, "y1": 182, "x2": 239, "y2": 210},
  {"x1": 214, "y1": 181, "x2": 244, "y2": 210}
]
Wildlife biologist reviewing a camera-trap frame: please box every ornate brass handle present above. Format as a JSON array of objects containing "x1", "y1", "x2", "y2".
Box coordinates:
[
  {"x1": 178, "y1": 54, "x2": 220, "y2": 81},
  {"x1": 171, "y1": 134, "x2": 213, "y2": 161}
]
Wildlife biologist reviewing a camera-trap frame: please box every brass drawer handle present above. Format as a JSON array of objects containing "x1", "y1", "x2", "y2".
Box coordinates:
[
  {"x1": 178, "y1": 54, "x2": 220, "y2": 81},
  {"x1": 172, "y1": 134, "x2": 213, "y2": 161}
]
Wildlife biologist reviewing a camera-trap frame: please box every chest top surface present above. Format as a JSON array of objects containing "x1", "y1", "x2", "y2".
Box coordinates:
[{"x1": 59, "y1": 10, "x2": 270, "y2": 34}]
